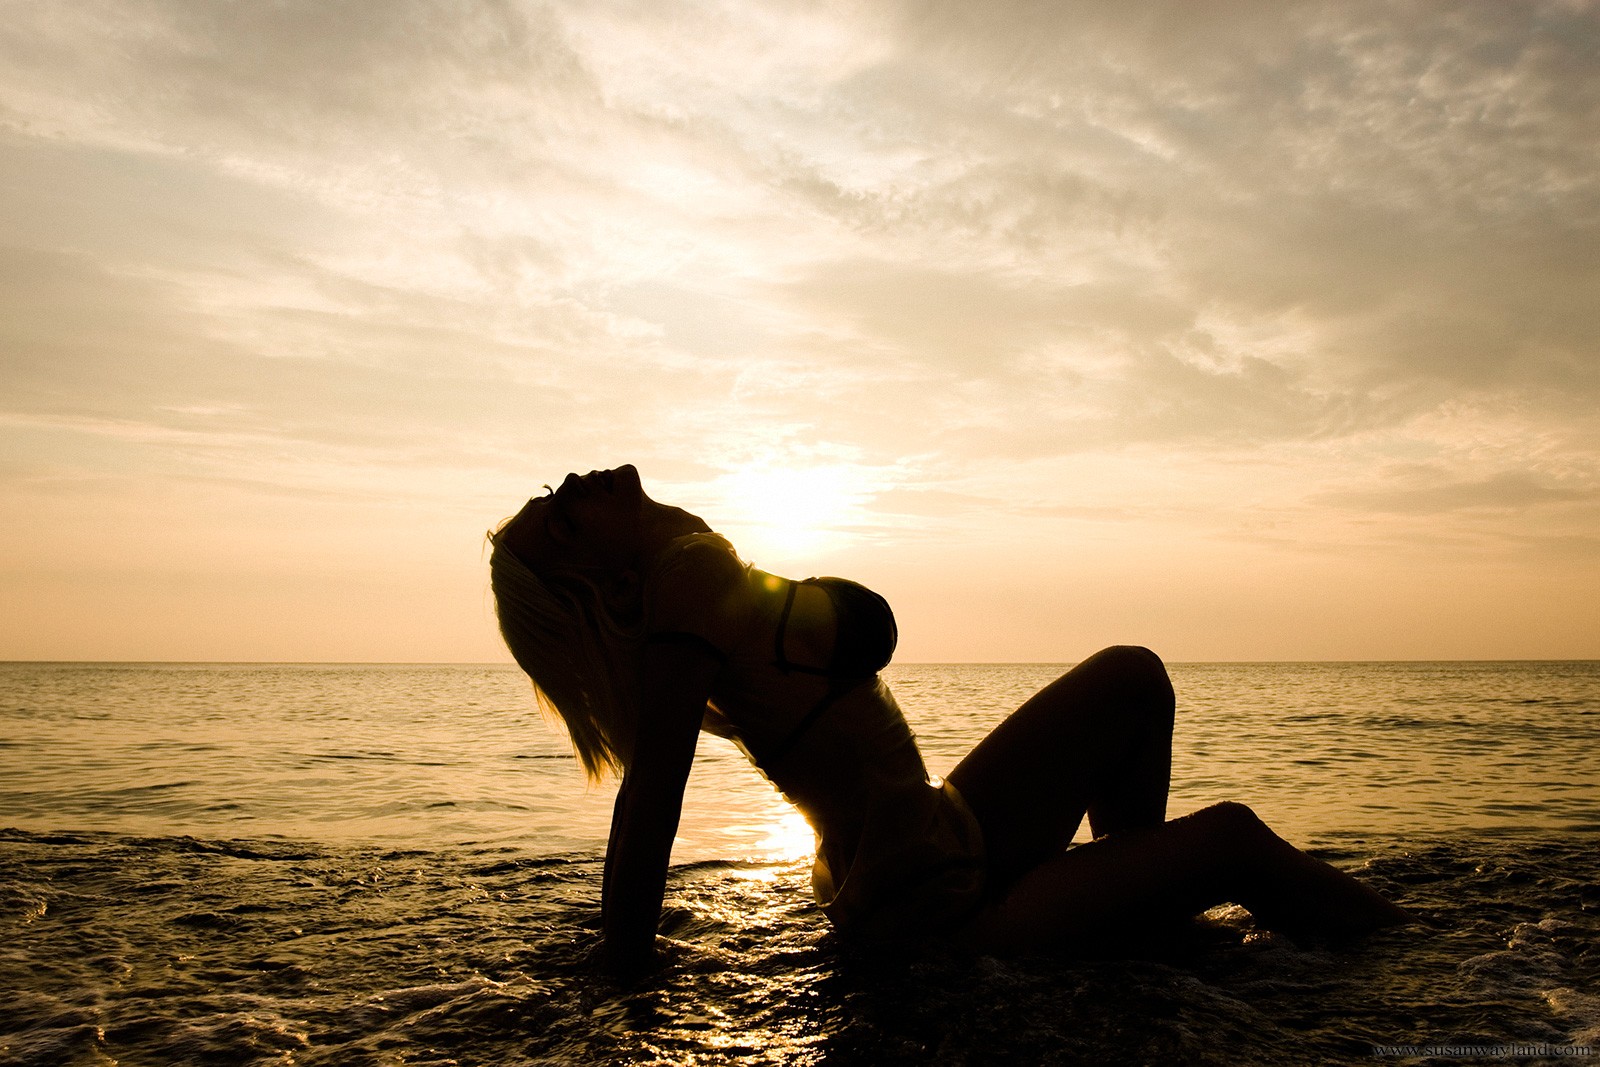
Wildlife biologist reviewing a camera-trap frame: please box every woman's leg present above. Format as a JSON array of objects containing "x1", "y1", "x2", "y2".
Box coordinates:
[
  {"x1": 957, "y1": 801, "x2": 1414, "y2": 954},
  {"x1": 946, "y1": 645, "x2": 1176, "y2": 888}
]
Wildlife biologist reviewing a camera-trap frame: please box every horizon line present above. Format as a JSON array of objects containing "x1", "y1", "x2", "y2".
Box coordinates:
[{"x1": 2, "y1": 658, "x2": 1596, "y2": 667}]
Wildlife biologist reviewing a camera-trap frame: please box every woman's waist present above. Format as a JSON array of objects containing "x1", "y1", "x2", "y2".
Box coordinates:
[
  {"x1": 771, "y1": 752, "x2": 936, "y2": 844},
  {"x1": 712, "y1": 676, "x2": 913, "y2": 758}
]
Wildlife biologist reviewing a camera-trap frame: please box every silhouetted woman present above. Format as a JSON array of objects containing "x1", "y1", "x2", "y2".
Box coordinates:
[{"x1": 489, "y1": 464, "x2": 1410, "y2": 974}]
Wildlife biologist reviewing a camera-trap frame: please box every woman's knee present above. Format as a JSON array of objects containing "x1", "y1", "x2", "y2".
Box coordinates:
[
  {"x1": 1083, "y1": 643, "x2": 1167, "y2": 678},
  {"x1": 1196, "y1": 800, "x2": 1261, "y2": 827},
  {"x1": 1187, "y1": 801, "x2": 1276, "y2": 853},
  {"x1": 1081, "y1": 645, "x2": 1174, "y2": 715}
]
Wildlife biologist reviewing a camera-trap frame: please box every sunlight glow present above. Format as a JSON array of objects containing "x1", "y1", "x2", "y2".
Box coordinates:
[
  {"x1": 754, "y1": 808, "x2": 816, "y2": 861},
  {"x1": 712, "y1": 462, "x2": 870, "y2": 561}
]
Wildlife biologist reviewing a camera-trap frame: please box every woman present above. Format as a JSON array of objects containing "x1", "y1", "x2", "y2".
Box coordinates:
[{"x1": 489, "y1": 464, "x2": 1411, "y2": 974}]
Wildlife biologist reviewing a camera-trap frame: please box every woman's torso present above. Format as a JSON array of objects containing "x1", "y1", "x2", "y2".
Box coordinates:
[{"x1": 647, "y1": 534, "x2": 985, "y2": 937}]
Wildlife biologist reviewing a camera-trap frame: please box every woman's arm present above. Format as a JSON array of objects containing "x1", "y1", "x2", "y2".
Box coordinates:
[{"x1": 597, "y1": 639, "x2": 720, "y2": 976}]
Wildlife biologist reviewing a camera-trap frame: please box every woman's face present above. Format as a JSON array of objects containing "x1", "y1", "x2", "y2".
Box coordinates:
[{"x1": 504, "y1": 464, "x2": 647, "y2": 574}]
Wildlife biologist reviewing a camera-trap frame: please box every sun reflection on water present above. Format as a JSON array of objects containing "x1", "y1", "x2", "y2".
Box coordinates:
[{"x1": 753, "y1": 808, "x2": 816, "y2": 862}]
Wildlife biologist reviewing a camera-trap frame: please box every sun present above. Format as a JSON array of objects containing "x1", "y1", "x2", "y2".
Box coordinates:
[{"x1": 714, "y1": 463, "x2": 865, "y2": 561}]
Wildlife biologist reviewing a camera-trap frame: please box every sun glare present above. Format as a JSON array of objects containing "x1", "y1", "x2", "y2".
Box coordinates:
[
  {"x1": 714, "y1": 463, "x2": 867, "y2": 561},
  {"x1": 755, "y1": 808, "x2": 817, "y2": 861}
]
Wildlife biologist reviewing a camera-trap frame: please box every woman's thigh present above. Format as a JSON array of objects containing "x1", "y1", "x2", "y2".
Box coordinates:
[
  {"x1": 946, "y1": 645, "x2": 1175, "y2": 883},
  {"x1": 954, "y1": 803, "x2": 1239, "y2": 954},
  {"x1": 954, "y1": 800, "x2": 1414, "y2": 952}
]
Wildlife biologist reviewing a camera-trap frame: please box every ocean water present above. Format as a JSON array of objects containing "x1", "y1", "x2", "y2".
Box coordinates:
[{"x1": 2, "y1": 661, "x2": 1597, "y2": 1065}]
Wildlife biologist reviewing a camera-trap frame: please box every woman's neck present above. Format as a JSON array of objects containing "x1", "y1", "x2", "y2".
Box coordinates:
[{"x1": 633, "y1": 503, "x2": 712, "y2": 569}]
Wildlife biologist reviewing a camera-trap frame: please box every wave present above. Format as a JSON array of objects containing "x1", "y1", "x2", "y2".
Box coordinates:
[{"x1": 1, "y1": 827, "x2": 1596, "y2": 1065}]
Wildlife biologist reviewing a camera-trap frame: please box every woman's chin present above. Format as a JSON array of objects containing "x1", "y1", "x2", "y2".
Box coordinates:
[{"x1": 615, "y1": 464, "x2": 643, "y2": 500}]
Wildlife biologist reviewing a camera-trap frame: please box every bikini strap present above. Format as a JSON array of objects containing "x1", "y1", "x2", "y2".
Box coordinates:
[
  {"x1": 772, "y1": 578, "x2": 832, "y2": 677},
  {"x1": 760, "y1": 684, "x2": 847, "y2": 765},
  {"x1": 772, "y1": 580, "x2": 797, "y2": 671}
]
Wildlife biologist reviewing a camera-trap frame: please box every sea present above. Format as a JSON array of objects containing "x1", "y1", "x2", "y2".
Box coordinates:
[{"x1": 1, "y1": 660, "x2": 1597, "y2": 1066}]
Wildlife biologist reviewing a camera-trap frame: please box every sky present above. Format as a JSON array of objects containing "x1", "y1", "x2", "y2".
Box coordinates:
[{"x1": 2, "y1": 0, "x2": 1597, "y2": 662}]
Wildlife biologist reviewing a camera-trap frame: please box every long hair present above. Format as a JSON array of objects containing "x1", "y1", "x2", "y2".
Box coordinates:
[{"x1": 488, "y1": 525, "x2": 643, "y2": 781}]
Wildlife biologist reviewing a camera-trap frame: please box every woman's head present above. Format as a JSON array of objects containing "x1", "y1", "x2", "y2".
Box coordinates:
[
  {"x1": 490, "y1": 465, "x2": 652, "y2": 780},
  {"x1": 497, "y1": 465, "x2": 648, "y2": 578}
]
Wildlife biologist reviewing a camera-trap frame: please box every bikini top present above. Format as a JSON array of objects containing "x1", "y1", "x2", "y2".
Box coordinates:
[
  {"x1": 756, "y1": 574, "x2": 898, "y2": 765},
  {"x1": 773, "y1": 576, "x2": 898, "y2": 682},
  {"x1": 642, "y1": 535, "x2": 900, "y2": 768}
]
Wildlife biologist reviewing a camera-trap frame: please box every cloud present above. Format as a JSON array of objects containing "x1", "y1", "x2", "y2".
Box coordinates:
[
  {"x1": 1316, "y1": 466, "x2": 1592, "y2": 515},
  {"x1": 1, "y1": 0, "x2": 1597, "y2": 656}
]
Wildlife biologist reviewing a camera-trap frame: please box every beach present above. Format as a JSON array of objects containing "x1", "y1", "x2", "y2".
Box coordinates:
[{"x1": 3, "y1": 661, "x2": 1597, "y2": 1064}]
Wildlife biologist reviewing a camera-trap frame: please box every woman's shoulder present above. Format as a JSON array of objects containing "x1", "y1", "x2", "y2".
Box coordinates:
[
  {"x1": 646, "y1": 532, "x2": 754, "y2": 640},
  {"x1": 652, "y1": 531, "x2": 746, "y2": 584}
]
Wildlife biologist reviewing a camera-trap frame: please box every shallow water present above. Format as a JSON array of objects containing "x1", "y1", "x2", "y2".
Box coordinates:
[
  {"x1": 2, "y1": 661, "x2": 1598, "y2": 1065},
  {"x1": 3, "y1": 830, "x2": 1596, "y2": 1066}
]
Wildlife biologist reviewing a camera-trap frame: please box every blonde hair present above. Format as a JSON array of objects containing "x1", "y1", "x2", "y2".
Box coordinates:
[{"x1": 488, "y1": 526, "x2": 642, "y2": 781}]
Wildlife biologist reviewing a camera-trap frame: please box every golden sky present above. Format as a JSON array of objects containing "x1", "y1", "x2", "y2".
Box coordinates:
[{"x1": 2, "y1": 1, "x2": 1597, "y2": 662}]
